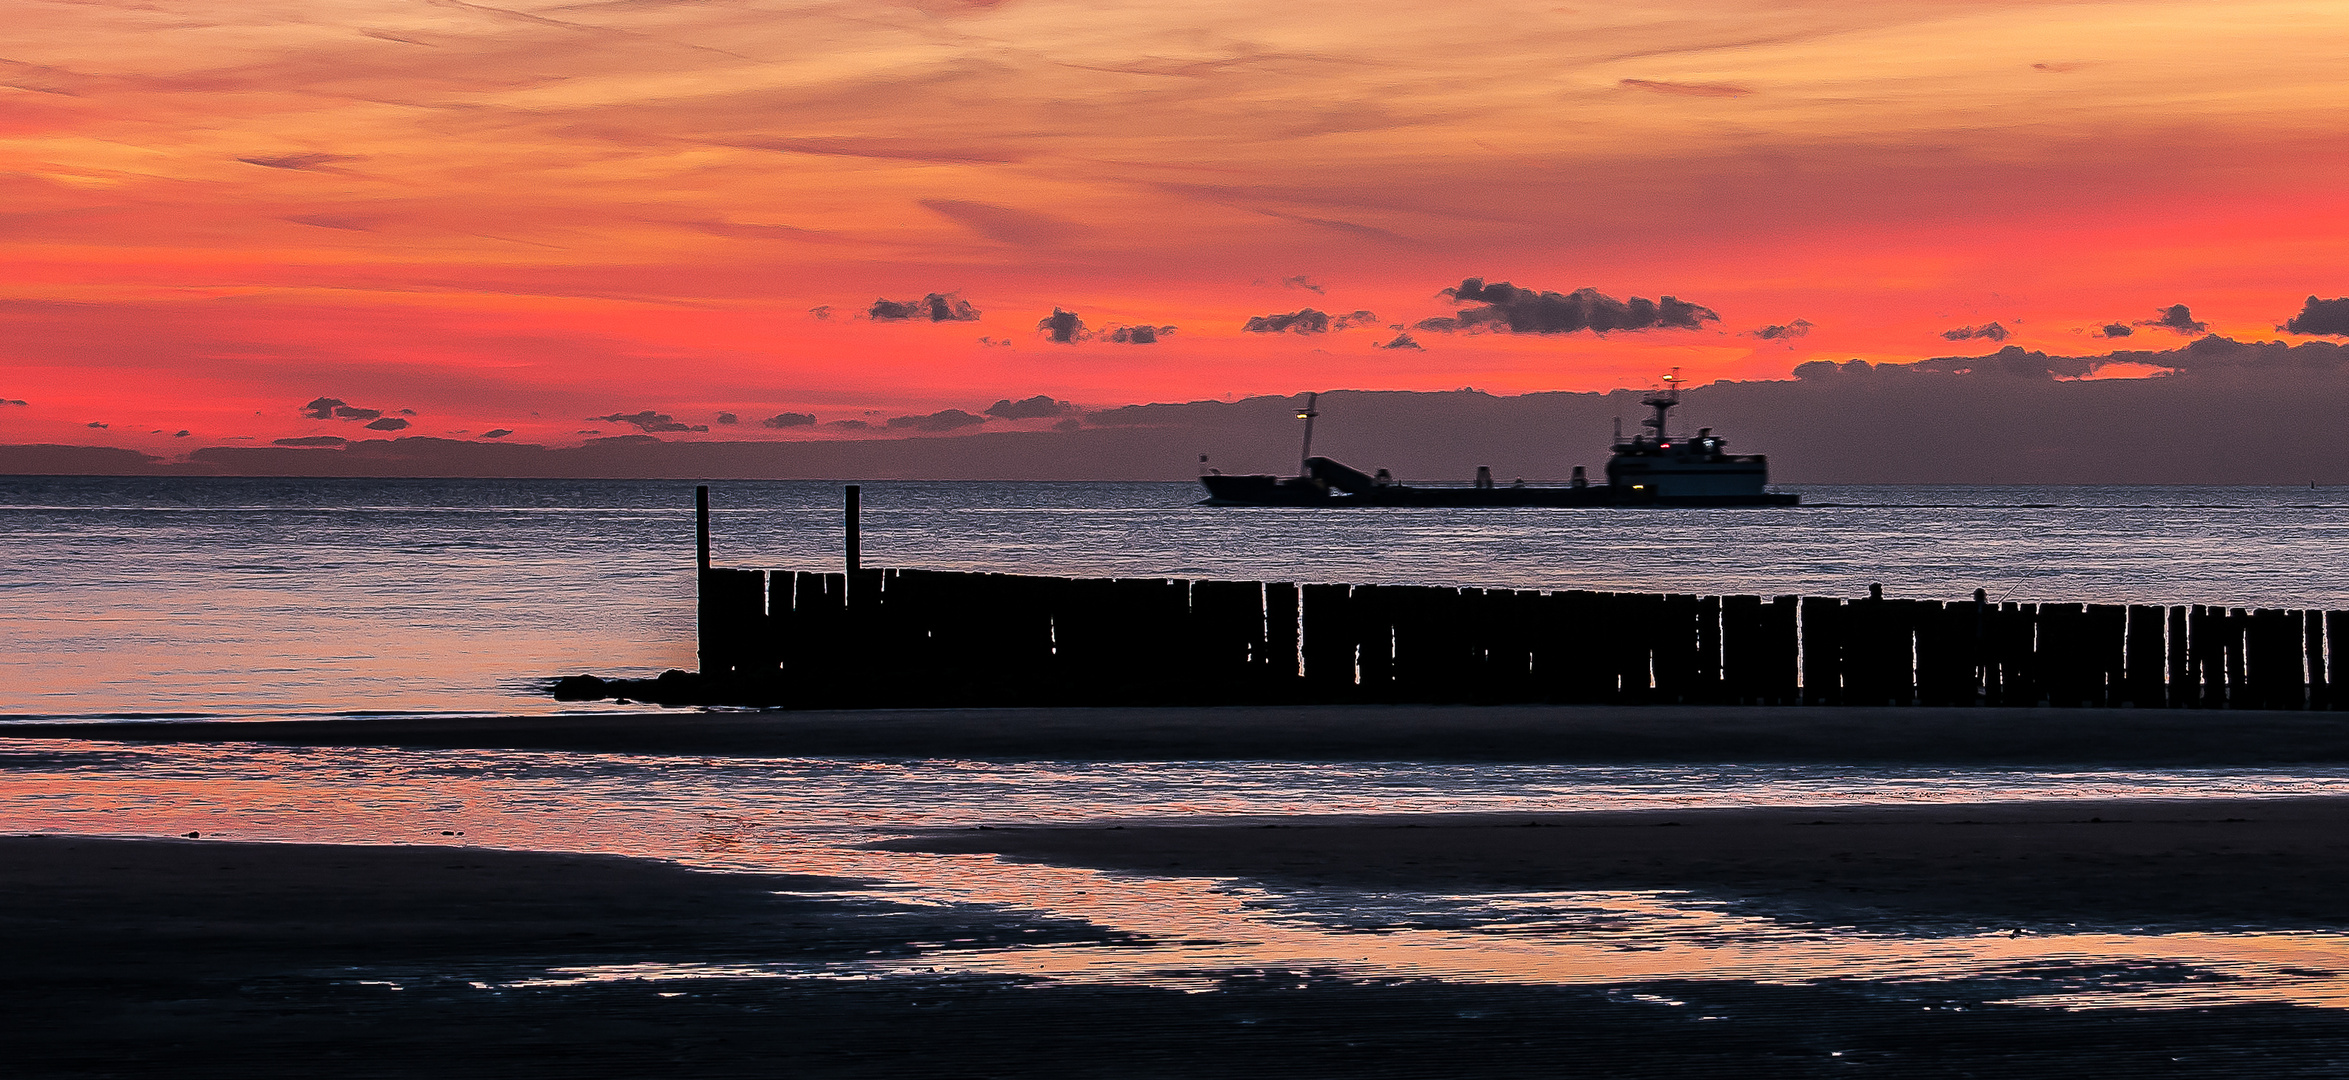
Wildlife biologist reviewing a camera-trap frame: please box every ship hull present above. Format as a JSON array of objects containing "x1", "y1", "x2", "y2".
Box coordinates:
[{"x1": 1198, "y1": 474, "x2": 1797, "y2": 507}]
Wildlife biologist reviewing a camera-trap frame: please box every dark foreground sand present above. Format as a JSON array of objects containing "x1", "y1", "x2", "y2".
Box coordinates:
[
  {"x1": 13, "y1": 811, "x2": 2349, "y2": 1077},
  {"x1": 886, "y1": 797, "x2": 2349, "y2": 932},
  {"x1": 15, "y1": 703, "x2": 2349, "y2": 764}
]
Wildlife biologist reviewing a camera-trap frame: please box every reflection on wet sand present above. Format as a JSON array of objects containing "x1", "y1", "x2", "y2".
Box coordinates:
[
  {"x1": 662, "y1": 847, "x2": 2349, "y2": 1014},
  {"x1": 10, "y1": 738, "x2": 2349, "y2": 1015}
]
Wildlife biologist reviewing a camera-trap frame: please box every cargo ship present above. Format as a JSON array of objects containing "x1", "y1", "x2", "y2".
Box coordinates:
[{"x1": 1197, "y1": 377, "x2": 1798, "y2": 507}]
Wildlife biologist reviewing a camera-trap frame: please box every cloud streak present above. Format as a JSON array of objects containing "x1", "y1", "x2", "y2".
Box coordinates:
[
  {"x1": 1243, "y1": 308, "x2": 1377, "y2": 334},
  {"x1": 1940, "y1": 323, "x2": 2011, "y2": 342},
  {"x1": 1620, "y1": 78, "x2": 1752, "y2": 97},
  {"x1": 887, "y1": 408, "x2": 986, "y2": 432},
  {"x1": 588, "y1": 410, "x2": 707, "y2": 433},
  {"x1": 985, "y1": 395, "x2": 1071, "y2": 420},
  {"x1": 239, "y1": 152, "x2": 355, "y2": 171},
  {"x1": 1419, "y1": 280, "x2": 1718, "y2": 335},
  {"x1": 1106, "y1": 324, "x2": 1172, "y2": 344},
  {"x1": 1748, "y1": 320, "x2": 1813, "y2": 340},
  {"x1": 869, "y1": 293, "x2": 980, "y2": 322},
  {"x1": 921, "y1": 199, "x2": 1083, "y2": 247}
]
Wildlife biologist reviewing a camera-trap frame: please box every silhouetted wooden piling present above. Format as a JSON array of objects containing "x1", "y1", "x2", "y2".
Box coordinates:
[
  {"x1": 2329, "y1": 610, "x2": 2349, "y2": 712},
  {"x1": 684, "y1": 494, "x2": 2349, "y2": 710},
  {"x1": 1301, "y1": 584, "x2": 1355, "y2": 697},
  {"x1": 2306, "y1": 610, "x2": 2328, "y2": 710},
  {"x1": 2224, "y1": 608, "x2": 2249, "y2": 707},
  {"x1": 2124, "y1": 605, "x2": 2164, "y2": 708},
  {"x1": 692, "y1": 566, "x2": 2349, "y2": 711},
  {"x1": 1720, "y1": 594, "x2": 1761, "y2": 704},
  {"x1": 843, "y1": 485, "x2": 861, "y2": 577},
  {"x1": 1801, "y1": 596, "x2": 1841, "y2": 706},
  {"x1": 695, "y1": 485, "x2": 711, "y2": 572},
  {"x1": 2165, "y1": 606, "x2": 2189, "y2": 707},
  {"x1": 1914, "y1": 600, "x2": 1963, "y2": 707},
  {"x1": 1765, "y1": 596, "x2": 1801, "y2": 705}
]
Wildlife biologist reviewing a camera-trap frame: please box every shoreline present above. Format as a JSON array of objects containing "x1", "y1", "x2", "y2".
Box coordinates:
[{"x1": 11, "y1": 703, "x2": 2349, "y2": 764}]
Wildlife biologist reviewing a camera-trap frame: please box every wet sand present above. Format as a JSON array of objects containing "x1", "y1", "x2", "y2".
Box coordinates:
[
  {"x1": 14, "y1": 703, "x2": 2349, "y2": 764},
  {"x1": 0, "y1": 835, "x2": 1103, "y2": 984},
  {"x1": 12, "y1": 829, "x2": 2349, "y2": 1076},
  {"x1": 19, "y1": 706, "x2": 2349, "y2": 1076},
  {"x1": 886, "y1": 797, "x2": 2349, "y2": 931}
]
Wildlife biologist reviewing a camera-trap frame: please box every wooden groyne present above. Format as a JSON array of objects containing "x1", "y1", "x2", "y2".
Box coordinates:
[
  {"x1": 637, "y1": 488, "x2": 2349, "y2": 711},
  {"x1": 693, "y1": 566, "x2": 2346, "y2": 710}
]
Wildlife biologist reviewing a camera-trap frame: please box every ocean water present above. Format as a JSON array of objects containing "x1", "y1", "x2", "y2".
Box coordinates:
[
  {"x1": 10, "y1": 475, "x2": 2349, "y2": 1012},
  {"x1": 4, "y1": 476, "x2": 2349, "y2": 719}
]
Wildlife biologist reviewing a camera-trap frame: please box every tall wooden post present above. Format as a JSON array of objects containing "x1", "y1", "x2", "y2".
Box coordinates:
[
  {"x1": 695, "y1": 485, "x2": 711, "y2": 571},
  {"x1": 844, "y1": 484, "x2": 862, "y2": 576},
  {"x1": 694, "y1": 484, "x2": 710, "y2": 674}
]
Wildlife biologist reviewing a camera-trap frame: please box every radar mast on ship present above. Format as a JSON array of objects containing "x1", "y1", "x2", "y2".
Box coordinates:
[{"x1": 1635, "y1": 368, "x2": 1681, "y2": 446}]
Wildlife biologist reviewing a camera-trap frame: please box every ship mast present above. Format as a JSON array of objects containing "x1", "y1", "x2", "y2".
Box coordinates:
[
  {"x1": 1641, "y1": 369, "x2": 1681, "y2": 444},
  {"x1": 1296, "y1": 392, "x2": 1320, "y2": 473}
]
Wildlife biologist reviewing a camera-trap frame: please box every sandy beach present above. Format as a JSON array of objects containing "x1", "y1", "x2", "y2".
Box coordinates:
[
  {"x1": 15, "y1": 703, "x2": 2349, "y2": 764},
  {"x1": 16, "y1": 708, "x2": 2349, "y2": 1075},
  {"x1": 12, "y1": 825, "x2": 2349, "y2": 1078}
]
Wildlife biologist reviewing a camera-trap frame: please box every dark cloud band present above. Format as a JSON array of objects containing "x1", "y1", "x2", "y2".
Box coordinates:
[
  {"x1": 1424, "y1": 280, "x2": 1716, "y2": 335},
  {"x1": 588, "y1": 410, "x2": 708, "y2": 433},
  {"x1": 869, "y1": 293, "x2": 980, "y2": 322},
  {"x1": 1940, "y1": 323, "x2": 2010, "y2": 343}
]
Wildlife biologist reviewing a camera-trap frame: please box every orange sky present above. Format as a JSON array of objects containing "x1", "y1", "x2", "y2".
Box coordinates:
[{"x1": 5, "y1": 0, "x2": 2349, "y2": 451}]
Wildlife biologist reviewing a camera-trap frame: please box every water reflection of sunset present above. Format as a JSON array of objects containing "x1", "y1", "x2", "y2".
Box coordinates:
[{"x1": 12, "y1": 737, "x2": 2349, "y2": 1012}]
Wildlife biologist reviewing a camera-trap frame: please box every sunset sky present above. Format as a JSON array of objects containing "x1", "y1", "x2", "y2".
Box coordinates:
[{"x1": 6, "y1": 0, "x2": 2349, "y2": 452}]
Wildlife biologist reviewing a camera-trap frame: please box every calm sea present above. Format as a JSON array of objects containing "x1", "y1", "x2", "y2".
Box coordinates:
[
  {"x1": 12, "y1": 475, "x2": 2349, "y2": 1012},
  {"x1": 4, "y1": 476, "x2": 2348, "y2": 720}
]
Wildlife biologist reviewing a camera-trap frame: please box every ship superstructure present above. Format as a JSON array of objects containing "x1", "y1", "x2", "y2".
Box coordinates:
[
  {"x1": 1198, "y1": 375, "x2": 1795, "y2": 507},
  {"x1": 1599, "y1": 373, "x2": 1773, "y2": 500}
]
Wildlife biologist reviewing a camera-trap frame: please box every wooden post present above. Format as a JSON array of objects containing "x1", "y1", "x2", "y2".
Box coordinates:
[
  {"x1": 2004, "y1": 603, "x2": 2038, "y2": 707},
  {"x1": 2166, "y1": 606, "x2": 2189, "y2": 708},
  {"x1": 1266, "y1": 582, "x2": 1300, "y2": 696},
  {"x1": 1652, "y1": 594, "x2": 1698, "y2": 704},
  {"x1": 1352, "y1": 585, "x2": 1396, "y2": 701},
  {"x1": 844, "y1": 484, "x2": 862, "y2": 576},
  {"x1": 695, "y1": 484, "x2": 711, "y2": 571},
  {"x1": 1552, "y1": 591, "x2": 1605, "y2": 704},
  {"x1": 2125, "y1": 605, "x2": 2164, "y2": 708},
  {"x1": 1695, "y1": 595, "x2": 1723, "y2": 704},
  {"x1": 2088, "y1": 604, "x2": 2127, "y2": 707},
  {"x1": 1801, "y1": 596, "x2": 1842, "y2": 706},
  {"x1": 1767, "y1": 596, "x2": 1800, "y2": 705},
  {"x1": 2225, "y1": 608, "x2": 2249, "y2": 707},
  {"x1": 1971, "y1": 589, "x2": 1989, "y2": 707},
  {"x1": 2188, "y1": 605, "x2": 2215, "y2": 707},
  {"x1": 2330, "y1": 611, "x2": 2349, "y2": 711},
  {"x1": 1301, "y1": 584, "x2": 1355, "y2": 700},
  {"x1": 2311, "y1": 609, "x2": 2331, "y2": 711},
  {"x1": 1721, "y1": 595, "x2": 1761, "y2": 704}
]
